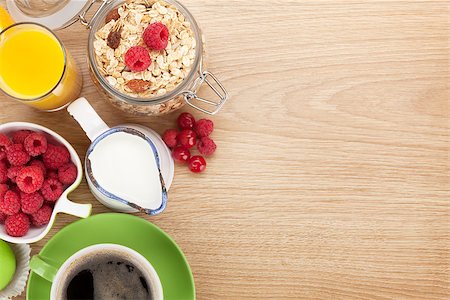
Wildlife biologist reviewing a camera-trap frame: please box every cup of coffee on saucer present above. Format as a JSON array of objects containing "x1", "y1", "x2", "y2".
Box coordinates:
[{"x1": 29, "y1": 243, "x2": 163, "y2": 300}]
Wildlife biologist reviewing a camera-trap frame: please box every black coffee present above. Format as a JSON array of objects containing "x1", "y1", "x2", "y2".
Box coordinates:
[{"x1": 64, "y1": 256, "x2": 151, "y2": 300}]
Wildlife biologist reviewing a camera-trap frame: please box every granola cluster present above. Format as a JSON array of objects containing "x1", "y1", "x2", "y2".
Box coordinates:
[{"x1": 93, "y1": 0, "x2": 196, "y2": 98}]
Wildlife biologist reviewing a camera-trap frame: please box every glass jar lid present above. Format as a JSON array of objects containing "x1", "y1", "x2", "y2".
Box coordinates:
[{"x1": 6, "y1": 0, "x2": 90, "y2": 30}]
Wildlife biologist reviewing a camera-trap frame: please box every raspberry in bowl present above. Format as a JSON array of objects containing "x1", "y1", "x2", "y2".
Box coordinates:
[
  {"x1": 88, "y1": 0, "x2": 228, "y2": 116},
  {"x1": 0, "y1": 122, "x2": 92, "y2": 244}
]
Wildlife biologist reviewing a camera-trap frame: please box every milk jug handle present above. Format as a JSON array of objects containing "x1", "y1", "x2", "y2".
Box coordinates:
[{"x1": 67, "y1": 97, "x2": 110, "y2": 142}]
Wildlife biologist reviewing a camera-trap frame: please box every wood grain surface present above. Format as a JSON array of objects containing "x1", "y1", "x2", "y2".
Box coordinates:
[{"x1": 1, "y1": 0, "x2": 449, "y2": 299}]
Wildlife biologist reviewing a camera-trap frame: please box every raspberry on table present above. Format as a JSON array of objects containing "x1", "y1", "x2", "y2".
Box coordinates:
[
  {"x1": 172, "y1": 146, "x2": 191, "y2": 163},
  {"x1": 5, "y1": 212, "x2": 30, "y2": 237},
  {"x1": 124, "y1": 46, "x2": 151, "y2": 72},
  {"x1": 194, "y1": 119, "x2": 214, "y2": 137},
  {"x1": 21, "y1": 191, "x2": 44, "y2": 214},
  {"x1": 29, "y1": 159, "x2": 46, "y2": 177},
  {"x1": 6, "y1": 144, "x2": 30, "y2": 166},
  {"x1": 162, "y1": 129, "x2": 179, "y2": 148},
  {"x1": 7, "y1": 165, "x2": 23, "y2": 183},
  {"x1": 12, "y1": 130, "x2": 32, "y2": 145},
  {"x1": 31, "y1": 205, "x2": 52, "y2": 226},
  {"x1": 177, "y1": 129, "x2": 197, "y2": 149},
  {"x1": 16, "y1": 166, "x2": 44, "y2": 194},
  {"x1": 0, "y1": 133, "x2": 11, "y2": 161},
  {"x1": 43, "y1": 144, "x2": 70, "y2": 169},
  {"x1": 0, "y1": 161, "x2": 7, "y2": 184},
  {"x1": 24, "y1": 132, "x2": 48, "y2": 157},
  {"x1": 177, "y1": 112, "x2": 196, "y2": 130},
  {"x1": 143, "y1": 22, "x2": 169, "y2": 50},
  {"x1": 40, "y1": 178, "x2": 63, "y2": 202},
  {"x1": 58, "y1": 162, "x2": 77, "y2": 185},
  {"x1": 0, "y1": 190, "x2": 21, "y2": 216},
  {"x1": 197, "y1": 136, "x2": 217, "y2": 156},
  {"x1": 188, "y1": 155, "x2": 207, "y2": 173}
]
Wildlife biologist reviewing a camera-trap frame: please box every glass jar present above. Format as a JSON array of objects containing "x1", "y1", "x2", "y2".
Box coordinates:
[
  {"x1": 7, "y1": 0, "x2": 229, "y2": 116},
  {"x1": 86, "y1": 0, "x2": 228, "y2": 116},
  {"x1": 13, "y1": 0, "x2": 71, "y2": 18}
]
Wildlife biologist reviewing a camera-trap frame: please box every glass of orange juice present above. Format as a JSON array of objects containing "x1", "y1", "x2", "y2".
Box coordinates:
[{"x1": 0, "y1": 22, "x2": 82, "y2": 111}]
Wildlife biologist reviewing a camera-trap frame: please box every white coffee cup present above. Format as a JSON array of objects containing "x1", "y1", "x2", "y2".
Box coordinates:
[{"x1": 30, "y1": 244, "x2": 163, "y2": 300}]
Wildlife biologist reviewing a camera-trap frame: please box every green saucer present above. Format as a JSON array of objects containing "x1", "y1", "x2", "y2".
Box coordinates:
[{"x1": 27, "y1": 213, "x2": 195, "y2": 300}]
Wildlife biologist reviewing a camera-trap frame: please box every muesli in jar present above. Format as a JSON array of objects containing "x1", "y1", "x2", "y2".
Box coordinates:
[{"x1": 93, "y1": 0, "x2": 196, "y2": 99}]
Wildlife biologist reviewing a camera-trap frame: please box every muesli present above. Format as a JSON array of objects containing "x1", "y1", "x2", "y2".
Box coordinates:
[{"x1": 93, "y1": 0, "x2": 196, "y2": 98}]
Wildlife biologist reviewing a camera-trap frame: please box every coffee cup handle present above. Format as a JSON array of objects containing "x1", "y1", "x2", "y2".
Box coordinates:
[
  {"x1": 67, "y1": 97, "x2": 110, "y2": 142},
  {"x1": 29, "y1": 255, "x2": 58, "y2": 282}
]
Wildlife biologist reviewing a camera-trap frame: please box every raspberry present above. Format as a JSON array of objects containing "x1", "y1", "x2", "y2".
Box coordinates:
[
  {"x1": 16, "y1": 166, "x2": 44, "y2": 193},
  {"x1": 44, "y1": 201, "x2": 55, "y2": 209},
  {"x1": 43, "y1": 144, "x2": 70, "y2": 169},
  {"x1": 162, "y1": 129, "x2": 178, "y2": 148},
  {"x1": 29, "y1": 159, "x2": 46, "y2": 177},
  {"x1": 24, "y1": 132, "x2": 48, "y2": 156},
  {"x1": 0, "y1": 133, "x2": 11, "y2": 161},
  {"x1": 40, "y1": 178, "x2": 63, "y2": 202},
  {"x1": 0, "y1": 161, "x2": 7, "y2": 184},
  {"x1": 20, "y1": 191, "x2": 44, "y2": 214},
  {"x1": 177, "y1": 112, "x2": 196, "y2": 130},
  {"x1": 124, "y1": 46, "x2": 151, "y2": 72},
  {"x1": 58, "y1": 162, "x2": 77, "y2": 185},
  {"x1": 0, "y1": 190, "x2": 21, "y2": 215},
  {"x1": 6, "y1": 144, "x2": 30, "y2": 166},
  {"x1": 47, "y1": 171, "x2": 58, "y2": 179},
  {"x1": 188, "y1": 155, "x2": 207, "y2": 173},
  {"x1": 143, "y1": 22, "x2": 169, "y2": 50},
  {"x1": 12, "y1": 130, "x2": 32, "y2": 145},
  {"x1": 9, "y1": 186, "x2": 20, "y2": 195},
  {"x1": 31, "y1": 205, "x2": 52, "y2": 226},
  {"x1": 194, "y1": 119, "x2": 214, "y2": 137},
  {"x1": 172, "y1": 146, "x2": 191, "y2": 163},
  {"x1": 5, "y1": 212, "x2": 30, "y2": 237},
  {"x1": 177, "y1": 129, "x2": 197, "y2": 149},
  {"x1": 197, "y1": 136, "x2": 217, "y2": 156},
  {"x1": 0, "y1": 183, "x2": 8, "y2": 199},
  {"x1": 0, "y1": 212, "x2": 6, "y2": 223},
  {"x1": 6, "y1": 165, "x2": 22, "y2": 183}
]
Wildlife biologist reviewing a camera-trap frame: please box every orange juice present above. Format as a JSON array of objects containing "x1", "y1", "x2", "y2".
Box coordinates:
[
  {"x1": 0, "y1": 6, "x2": 13, "y2": 31},
  {"x1": 0, "y1": 23, "x2": 82, "y2": 111}
]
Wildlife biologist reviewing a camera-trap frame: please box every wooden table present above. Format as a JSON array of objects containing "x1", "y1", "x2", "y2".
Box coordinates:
[{"x1": 1, "y1": 0, "x2": 449, "y2": 299}]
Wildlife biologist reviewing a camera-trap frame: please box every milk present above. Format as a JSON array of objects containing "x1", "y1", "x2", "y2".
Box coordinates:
[{"x1": 88, "y1": 132, "x2": 162, "y2": 210}]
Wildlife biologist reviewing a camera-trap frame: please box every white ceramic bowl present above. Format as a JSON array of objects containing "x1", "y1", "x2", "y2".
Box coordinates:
[{"x1": 0, "y1": 122, "x2": 92, "y2": 244}]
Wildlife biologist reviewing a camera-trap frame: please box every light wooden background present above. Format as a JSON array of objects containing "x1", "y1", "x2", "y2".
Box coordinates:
[{"x1": 1, "y1": 0, "x2": 449, "y2": 299}]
